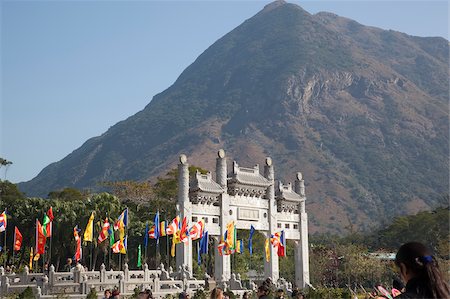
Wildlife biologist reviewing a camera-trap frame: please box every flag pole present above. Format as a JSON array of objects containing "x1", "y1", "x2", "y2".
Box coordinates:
[
  {"x1": 49, "y1": 222, "x2": 53, "y2": 267},
  {"x1": 3, "y1": 224, "x2": 7, "y2": 268},
  {"x1": 166, "y1": 218, "x2": 169, "y2": 267},
  {"x1": 90, "y1": 240, "x2": 93, "y2": 270},
  {"x1": 12, "y1": 227, "x2": 15, "y2": 268},
  {"x1": 144, "y1": 221, "x2": 148, "y2": 266}
]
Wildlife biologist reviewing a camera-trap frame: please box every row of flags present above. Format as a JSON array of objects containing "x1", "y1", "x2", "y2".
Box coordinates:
[
  {"x1": 1, "y1": 206, "x2": 288, "y2": 270},
  {"x1": 217, "y1": 222, "x2": 286, "y2": 262}
]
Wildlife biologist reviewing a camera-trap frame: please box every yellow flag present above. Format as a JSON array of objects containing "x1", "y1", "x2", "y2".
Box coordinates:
[
  {"x1": 171, "y1": 230, "x2": 181, "y2": 257},
  {"x1": 33, "y1": 253, "x2": 40, "y2": 261},
  {"x1": 265, "y1": 238, "x2": 270, "y2": 262},
  {"x1": 29, "y1": 247, "x2": 33, "y2": 270},
  {"x1": 84, "y1": 212, "x2": 95, "y2": 242}
]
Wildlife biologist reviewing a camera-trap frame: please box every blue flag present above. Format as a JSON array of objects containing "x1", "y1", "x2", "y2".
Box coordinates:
[
  {"x1": 198, "y1": 231, "x2": 208, "y2": 265},
  {"x1": 154, "y1": 211, "x2": 160, "y2": 244},
  {"x1": 144, "y1": 222, "x2": 149, "y2": 248},
  {"x1": 248, "y1": 225, "x2": 255, "y2": 255}
]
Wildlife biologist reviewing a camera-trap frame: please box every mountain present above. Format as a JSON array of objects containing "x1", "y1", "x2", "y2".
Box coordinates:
[{"x1": 19, "y1": 1, "x2": 449, "y2": 233}]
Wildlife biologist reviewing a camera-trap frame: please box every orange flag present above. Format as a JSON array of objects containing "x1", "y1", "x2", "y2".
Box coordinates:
[
  {"x1": 35, "y1": 220, "x2": 46, "y2": 255},
  {"x1": 14, "y1": 227, "x2": 23, "y2": 251}
]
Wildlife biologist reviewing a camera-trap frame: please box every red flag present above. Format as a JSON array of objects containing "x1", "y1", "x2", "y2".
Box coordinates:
[
  {"x1": 14, "y1": 227, "x2": 23, "y2": 251},
  {"x1": 98, "y1": 218, "x2": 110, "y2": 244},
  {"x1": 35, "y1": 220, "x2": 46, "y2": 255},
  {"x1": 166, "y1": 216, "x2": 179, "y2": 235},
  {"x1": 180, "y1": 217, "x2": 188, "y2": 243},
  {"x1": 47, "y1": 207, "x2": 54, "y2": 222},
  {"x1": 47, "y1": 207, "x2": 54, "y2": 237},
  {"x1": 74, "y1": 226, "x2": 82, "y2": 262}
]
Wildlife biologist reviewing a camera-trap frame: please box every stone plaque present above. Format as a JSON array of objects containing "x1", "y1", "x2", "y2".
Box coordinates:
[{"x1": 238, "y1": 208, "x2": 259, "y2": 221}]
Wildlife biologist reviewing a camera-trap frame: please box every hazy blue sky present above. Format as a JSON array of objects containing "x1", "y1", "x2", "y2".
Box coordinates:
[{"x1": 1, "y1": 1, "x2": 448, "y2": 184}]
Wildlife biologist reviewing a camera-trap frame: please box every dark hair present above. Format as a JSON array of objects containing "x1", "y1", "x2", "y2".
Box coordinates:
[
  {"x1": 291, "y1": 289, "x2": 304, "y2": 299},
  {"x1": 258, "y1": 285, "x2": 270, "y2": 296},
  {"x1": 395, "y1": 242, "x2": 449, "y2": 298}
]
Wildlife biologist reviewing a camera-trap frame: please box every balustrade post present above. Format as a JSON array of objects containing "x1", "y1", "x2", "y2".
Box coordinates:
[
  {"x1": 100, "y1": 263, "x2": 106, "y2": 282},
  {"x1": 118, "y1": 272, "x2": 125, "y2": 294},
  {"x1": 144, "y1": 263, "x2": 149, "y2": 281},
  {"x1": 123, "y1": 263, "x2": 129, "y2": 282},
  {"x1": 49, "y1": 265, "x2": 55, "y2": 286}
]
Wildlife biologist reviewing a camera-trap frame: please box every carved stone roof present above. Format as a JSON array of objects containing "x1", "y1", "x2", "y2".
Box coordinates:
[
  {"x1": 190, "y1": 171, "x2": 224, "y2": 194},
  {"x1": 228, "y1": 161, "x2": 271, "y2": 187},
  {"x1": 276, "y1": 182, "x2": 303, "y2": 202}
]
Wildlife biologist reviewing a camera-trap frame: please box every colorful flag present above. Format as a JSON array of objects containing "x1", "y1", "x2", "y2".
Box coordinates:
[
  {"x1": 112, "y1": 240, "x2": 121, "y2": 253},
  {"x1": 108, "y1": 222, "x2": 115, "y2": 246},
  {"x1": 43, "y1": 207, "x2": 54, "y2": 237},
  {"x1": 14, "y1": 226, "x2": 22, "y2": 251},
  {"x1": 189, "y1": 219, "x2": 205, "y2": 240},
  {"x1": 154, "y1": 211, "x2": 160, "y2": 244},
  {"x1": 121, "y1": 236, "x2": 127, "y2": 254},
  {"x1": 73, "y1": 226, "x2": 82, "y2": 262},
  {"x1": 47, "y1": 206, "x2": 54, "y2": 221},
  {"x1": 179, "y1": 216, "x2": 189, "y2": 243},
  {"x1": 200, "y1": 231, "x2": 208, "y2": 255},
  {"x1": 29, "y1": 247, "x2": 33, "y2": 270},
  {"x1": 226, "y1": 221, "x2": 236, "y2": 250},
  {"x1": 248, "y1": 225, "x2": 255, "y2": 255},
  {"x1": 236, "y1": 240, "x2": 244, "y2": 254},
  {"x1": 98, "y1": 218, "x2": 110, "y2": 244},
  {"x1": 236, "y1": 240, "x2": 241, "y2": 253},
  {"x1": 112, "y1": 236, "x2": 127, "y2": 254},
  {"x1": 117, "y1": 209, "x2": 128, "y2": 227},
  {"x1": 137, "y1": 244, "x2": 142, "y2": 268},
  {"x1": 265, "y1": 238, "x2": 270, "y2": 262},
  {"x1": 149, "y1": 225, "x2": 157, "y2": 239},
  {"x1": 144, "y1": 222, "x2": 149, "y2": 248},
  {"x1": 35, "y1": 220, "x2": 46, "y2": 255},
  {"x1": 270, "y1": 232, "x2": 281, "y2": 248},
  {"x1": 159, "y1": 221, "x2": 167, "y2": 237},
  {"x1": 217, "y1": 237, "x2": 226, "y2": 256},
  {"x1": 114, "y1": 209, "x2": 128, "y2": 241},
  {"x1": 166, "y1": 216, "x2": 180, "y2": 235},
  {"x1": 0, "y1": 211, "x2": 7, "y2": 232},
  {"x1": 84, "y1": 212, "x2": 95, "y2": 242},
  {"x1": 277, "y1": 231, "x2": 286, "y2": 257},
  {"x1": 42, "y1": 214, "x2": 51, "y2": 237},
  {"x1": 198, "y1": 231, "x2": 209, "y2": 265}
]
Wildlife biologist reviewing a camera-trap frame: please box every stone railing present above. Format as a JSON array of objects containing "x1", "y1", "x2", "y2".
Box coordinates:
[
  {"x1": 0, "y1": 263, "x2": 262, "y2": 299},
  {"x1": 0, "y1": 263, "x2": 208, "y2": 299}
]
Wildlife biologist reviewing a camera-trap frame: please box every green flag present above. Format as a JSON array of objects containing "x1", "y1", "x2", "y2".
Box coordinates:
[
  {"x1": 109, "y1": 230, "x2": 115, "y2": 247},
  {"x1": 137, "y1": 244, "x2": 142, "y2": 268},
  {"x1": 42, "y1": 214, "x2": 50, "y2": 236}
]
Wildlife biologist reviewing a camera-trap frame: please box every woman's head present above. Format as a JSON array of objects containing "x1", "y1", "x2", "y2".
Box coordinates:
[
  {"x1": 210, "y1": 288, "x2": 223, "y2": 299},
  {"x1": 395, "y1": 242, "x2": 449, "y2": 298}
]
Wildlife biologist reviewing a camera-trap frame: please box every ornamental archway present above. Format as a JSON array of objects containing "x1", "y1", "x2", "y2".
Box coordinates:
[{"x1": 175, "y1": 150, "x2": 309, "y2": 288}]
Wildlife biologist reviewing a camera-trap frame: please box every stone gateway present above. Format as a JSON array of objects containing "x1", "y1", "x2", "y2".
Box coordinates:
[{"x1": 175, "y1": 150, "x2": 310, "y2": 288}]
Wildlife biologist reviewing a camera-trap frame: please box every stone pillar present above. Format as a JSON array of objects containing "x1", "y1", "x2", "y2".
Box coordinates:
[
  {"x1": 176, "y1": 154, "x2": 193, "y2": 276},
  {"x1": 214, "y1": 194, "x2": 231, "y2": 283},
  {"x1": 214, "y1": 150, "x2": 231, "y2": 283},
  {"x1": 216, "y1": 149, "x2": 227, "y2": 189},
  {"x1": 264, "y1": 157, "x2": 279, "y2": 282},
  {"x1": 294, "y1": 172, "x2": 309, "y2": 288}
]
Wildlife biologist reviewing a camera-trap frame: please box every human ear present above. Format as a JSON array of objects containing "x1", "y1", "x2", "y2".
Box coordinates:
[{"x1": 399, "y1": 263, "x2": 409, "y2": 283}]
